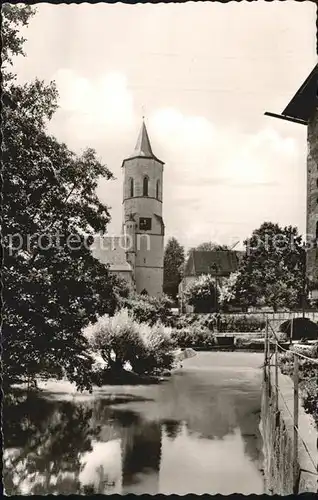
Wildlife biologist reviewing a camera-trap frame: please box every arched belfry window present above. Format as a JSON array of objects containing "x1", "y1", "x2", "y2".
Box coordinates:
[
  {"x1": 156, "y1": 180, "x2": 160, "y2": 200},
  {"x1": 129, "y1": 177, "x2": 134, "y2": 198},
  {"x1": 143, "y1": 176, "x2": 149, "y2": 196}
]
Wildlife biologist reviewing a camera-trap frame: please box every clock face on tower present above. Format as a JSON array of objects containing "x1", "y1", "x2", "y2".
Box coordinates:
[{"x1": 139, "y1": 217, "x2": 152, "y2": 231}]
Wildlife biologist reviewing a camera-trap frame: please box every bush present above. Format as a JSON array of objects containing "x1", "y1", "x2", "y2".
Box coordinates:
[
  {"x1": 302, "y1": 378, "x2": 318, "y2": 427},
  {"x1": 291, "y1": 343, "x2": 318, "y2": 359},
  {"x1": 278, "y1": 344, "x2": 318, "y2": 427},
  {"x1": 172, "y1": 313, "x2": 265, "y2": 333},
  {"x1": 85, "y1": 309, "x2": 142, "y2": 372},
  {"x1": 171, "y1": 326, "x2": 215, "y2": 348},
  {"x1": 184, "y1": 275, "x2": 219, "y2": 313},
  {"x1": 130, "y1": 322, "x2": 175, "y2": 375},
  {"x1": 85, "y1": 309, "x2": 175, "y2": 378},
  {"x1": 120, "y1": 292, "x2": 174, "y2": 326},
  {"x1": 218, "y1": 315, "x2": 265, "y2": 333}
]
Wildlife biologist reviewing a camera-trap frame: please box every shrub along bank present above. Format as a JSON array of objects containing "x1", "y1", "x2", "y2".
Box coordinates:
[
  {"x1": 118, "y1": 293, "x2": 267, "y2": 333},
  {"x1": 82, "y1": 299, "x2": 272, "y2": 386},
  {"x1": 278, "y1": 343, "x2": 318, "y2": 427},
  {"x1": 172, "y1": 313, "x2": 266, "y2": 333},
  {"x1": 84, "y1": 309, "x2": 176, "y2": 384},
  {"x1": 171, "y1": 327, "x2": 215, "y2": 349}
]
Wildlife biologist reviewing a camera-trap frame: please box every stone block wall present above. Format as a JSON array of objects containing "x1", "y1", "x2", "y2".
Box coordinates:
[
  {"x1": 260, "y1": 367, "x2": 317, "y2": 495},
  {"x1": 307, "y1": 107, "x2": 318, "y2": 284},
  {"x1": 307, "y1": 106, "x2": 318, "y2": 237}
]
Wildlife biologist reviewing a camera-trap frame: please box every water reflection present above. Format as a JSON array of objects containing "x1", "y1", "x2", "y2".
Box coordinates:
[{"x1": 4, "y1": 353, "x2": 265, "y2": 495}]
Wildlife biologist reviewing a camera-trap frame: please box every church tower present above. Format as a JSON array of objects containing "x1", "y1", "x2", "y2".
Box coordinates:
[{"x1": 122, "y1": 120, "x2": 165, "y2": 297}]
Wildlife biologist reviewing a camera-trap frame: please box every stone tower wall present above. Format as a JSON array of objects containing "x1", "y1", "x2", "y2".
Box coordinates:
[
  {"x1": 123, "y1": 220, "x2": 137, "y2": 288},
  {"x1": 306, "y1": 107, "x2": 318, "y2": 285},
  {"x1": 122, "y1": 156, "x2": 164, "y2": 297},
  {"x1": 123, "y1": 157, "x2": 163, "y2": 202},
  {"x1": 306, "y1": 106, "x2": 318, "y2": 239}
]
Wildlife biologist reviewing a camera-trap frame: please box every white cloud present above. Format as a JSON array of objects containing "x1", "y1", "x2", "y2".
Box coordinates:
[
  {"x1": 47, "y1": 76, "x2": 305, "y2": 251},
  {"x1": 52, "y1": 69, "x2": 134, "y2": 141},
  {"x1": 147, "y1": 107, "x2": 304, "y2": 249},
  {"x1": 150, "y1": 107, "x2": 298, "y2": 189}
]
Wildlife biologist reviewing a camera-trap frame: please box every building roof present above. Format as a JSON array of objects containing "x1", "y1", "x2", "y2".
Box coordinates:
[
  {"x1": 184, "y1": 250, "x2": 240, "y2": 277},
  {"x1": 265, "y1": 63, "x2": 318, "y2": 125},
  {"x1": 91, "y1": 236, "x2": 132, "y2": 272},
  {"x1": 122, "y1": 120, "x2": 164, "y2": 166}
]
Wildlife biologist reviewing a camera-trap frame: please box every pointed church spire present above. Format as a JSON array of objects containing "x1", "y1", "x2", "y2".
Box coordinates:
[
  {"x1": 133, "y1": 119, "x2": 154, "y2": 158},
  {"x1": 122, "y1": 119, "x2": 164, "y2": 166}
]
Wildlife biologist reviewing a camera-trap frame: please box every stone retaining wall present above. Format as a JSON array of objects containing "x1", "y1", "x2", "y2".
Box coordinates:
[{"x1": 260, "y1": 367, "x2": 317, "y2": 494}]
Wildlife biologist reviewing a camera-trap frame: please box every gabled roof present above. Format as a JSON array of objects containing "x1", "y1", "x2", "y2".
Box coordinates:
[
  {"x1": 184, "y1": 250, "x2": 240, "y2": 277},
  {"x1": 122, "y1": 120, "x2": 164, "y2": 166},
  {"x1": 265, "y1": 63, "x2": 318, "y2": 125}
]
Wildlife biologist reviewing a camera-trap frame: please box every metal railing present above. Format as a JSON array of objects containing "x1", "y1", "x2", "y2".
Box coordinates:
[{"x1": 263, "y1": 319, "x2": 318, "y2": 493}]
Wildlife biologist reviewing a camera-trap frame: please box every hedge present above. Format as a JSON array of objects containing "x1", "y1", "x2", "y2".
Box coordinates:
[{"x1": 173, "y1": 313, "x2": 265, "y2": 333}]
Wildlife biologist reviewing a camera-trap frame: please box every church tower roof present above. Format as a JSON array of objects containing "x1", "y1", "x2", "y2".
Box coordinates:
[
  {"x1": 122, "y1": 120, "x2": 164, "y2": 166},
  {"x1": 133, "y1": 121, "x2": 154, "y2": 158}
]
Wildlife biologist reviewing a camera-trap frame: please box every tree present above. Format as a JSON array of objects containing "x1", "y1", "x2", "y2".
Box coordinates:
[
  {"x1": 120, "y1": 292, "x2": 174, "y2": 326},
  {"x1": 233, "y1": 222, "x2": 306, "y2": 311},
  {"x1": 2, "y1": 5, "x2": 127, "y2": 390},
  {"x1": 187, "y1": 241, "x2": 229, "y2": 257},
  {"x1": 163, "y1": 237, "x2": 185, "y2": 300},
  {"x1": 2, "y1": 3, "x2": 36, "y2": 83},
  {"x1": 218, "y1": 271, "x2": 240, "y2": 312},
  {"x1": 184, "y1": 274, "x2": 219, "y2": 313}
]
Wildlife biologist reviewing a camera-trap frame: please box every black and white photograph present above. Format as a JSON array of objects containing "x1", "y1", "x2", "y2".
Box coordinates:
[{"x1": 2, "y1": 0, "x2": 318, "y2": 495}]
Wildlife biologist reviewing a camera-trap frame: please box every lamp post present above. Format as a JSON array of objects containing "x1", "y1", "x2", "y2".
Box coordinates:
[
  {"x1": 290, "y1": 242, "x2": 307, "y2": 318},
  {"x1": 209, "y1": 263, "x2": 218, "y2": 311},
  {"x1": 209, "y1": 263, "x2": 221, "y2": 334},
  {"x1": 301, "y1": 242, "x2": 307, "y2": 318},
  {"x1": 209, "y1": 263, "x2": 219, "y2": 312},
  {"x1": 286, "y1": 244, "x2": 306, "y2": 344}
]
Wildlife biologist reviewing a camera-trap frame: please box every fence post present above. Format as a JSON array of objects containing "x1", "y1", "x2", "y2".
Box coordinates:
[
  {"x1": 268, "y1": 319, "x2": 271, "y2": 390},
  {"x1": 293, "y1": 353, "x2": 299, "y2": 493},
  {"x1": 275, "y1": 341, "x2": 279, "y2": 413},
  {"x1": 290, "y1": 317, "x2": 294, "y2": 346},
  {"x1": 264, "y1": 317, "x2": 268, "y2": 380}
]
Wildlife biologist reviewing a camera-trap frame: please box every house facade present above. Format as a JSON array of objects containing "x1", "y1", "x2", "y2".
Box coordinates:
[{"x1": 178, "y1": 249, "x2": 242, "y2": 312}]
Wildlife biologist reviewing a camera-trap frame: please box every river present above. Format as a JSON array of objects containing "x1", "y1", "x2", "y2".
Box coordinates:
[{"x1": 4, "y1": 352, "x2": 265, "y2": 495}]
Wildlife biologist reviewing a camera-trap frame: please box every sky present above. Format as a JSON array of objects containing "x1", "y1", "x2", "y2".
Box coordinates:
[{"x1": 13, "y1": 1, "x2": 317, "y2": 250}]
